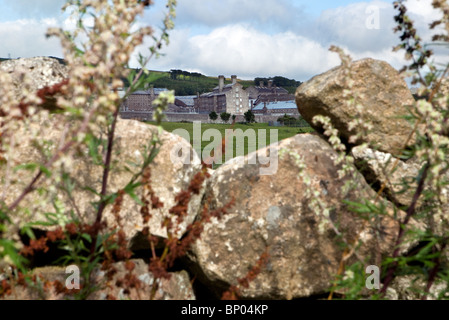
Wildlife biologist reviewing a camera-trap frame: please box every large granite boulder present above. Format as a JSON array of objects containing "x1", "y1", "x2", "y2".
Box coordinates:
[
  {"x1": 295, "y1": 58, "x2": 417, "y2": 156},
  {"x1": 386, "y1": 274, "x2": 448, "y2": 300},
  {"x1": 2, "y1": 115, "x2": 204, "y2": 248},
  {"x1": 0, "y1": 259, "x2": 195, "y2": 300},
  {"x1": 189, "y1": 134, "x2": 400, "y2": 299},
  {"x1": 0, "y1": 57, "x2": 68, "y2": 103},
  {"x1": 352, "y1": 145, "x2": 448, "y2": 239},
  {"x1": 351, "y1": 146, "x2": 421, "y2": 207}
]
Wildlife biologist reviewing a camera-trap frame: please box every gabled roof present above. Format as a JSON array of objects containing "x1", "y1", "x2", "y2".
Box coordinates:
[
  {"x1": 253, "y1": 100, "x2": 297, "y2": 110},
  {"x1": 131, "y1": 88, "x2": 168, "y2": 95},
  {"x1": 200, "y1": 82, "x2": 242, "y2": 98},
  {"x1": 175, "y1": 95, "x2": 196, "y2": 107},
  {"x1": 212, "y1": 83, "x2": 235, "y2": 91},
  {"x1": 249, "y1": 86, "x2": 289, "y2": 94}
]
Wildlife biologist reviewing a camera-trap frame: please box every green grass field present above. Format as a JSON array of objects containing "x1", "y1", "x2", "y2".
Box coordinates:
[{"x1": 148, "y1": 121, "x2": 314, "y2": 167}]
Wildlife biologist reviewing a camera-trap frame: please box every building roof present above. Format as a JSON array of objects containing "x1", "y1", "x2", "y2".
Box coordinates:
[
  {"x1": 253, "y1": 100, "x2": 297, "y2": 111},
  {"x1": 200, "y1": 83, "x2": 239, "y2": 98},
  {"x1": 249, "y1": 86, "x2": 289, "y2": 94},
  {"x1": 131, "y1": 88, "x2": 168, "y2": 95},
  {"x1": 175, "y1": 95, "x2": 196, "y2": 107},
  {"x1": 253, "y1": 93, "x2": 295, "y2": 105},
  {"x1": 247, "y1": 85, "x2": 290, "y2": 100},
  {"x1": 212, "y1": 83, "x2": 234, "y2": 91}
]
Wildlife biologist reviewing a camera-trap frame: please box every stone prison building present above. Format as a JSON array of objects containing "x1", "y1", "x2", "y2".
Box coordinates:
[
  {"x1": 119, "y1": 75, "x2": 298, "y2": 121},
  {"x1": 194, "y1": 75, "x2": 249, "y2": 115}
]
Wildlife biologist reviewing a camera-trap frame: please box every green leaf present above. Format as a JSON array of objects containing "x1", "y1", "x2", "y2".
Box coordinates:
[
  {"x1": 124, "y1": 181, "x2": 142, "y2": 192},
  {"x1": 81, "y1": 233, "x2": 92, "y2": 244},
  {"x1": 123, "y1": 184, "x2": 144, "y2": 206},
  {"x1": 343, "y1": 200, "x2": 372, "y2": 213},
  {"x1": 84, "y1": 133, "x2": 104, "y2": 166},
  {"x1": 127, "y1": 69, "x2": 137, "y2": 89},
  {"x1": 34, "y1": 212, "x2": 59, "y2": 225},
  {"x1": 130, "y1": 192, "x2": 144, "y2": 206},
  {"x1": 20, "y1": 226, "x2": 36, "y2": 240},
  {"x1": 102, "y1": 193, "x2": 119, "y2": 207},
  {"x1": 74, "y1": 47, "x2": 85, "y2": 57},
  {"x1": 83, "y1": 186, "x2": 101, "y2": 196},
  {"x1": 54, "y1": 255, "x2": 73, "y2": 266},
  {"x1": 0, "y1": 209, "x2": 11, "y2": 224},
  {"x1": 77, "y1": 240, "x2": 88, "y2": 252},
  {"x1": 14, "y1": 163, "x2": 38, "y2": 173},
  {"x1": 61, "y1": 172, "x2": 75, "y2": 195},
  {"x1": 0, "y1": 239, "x2": 28, "y2": 270},
  {"x1": 27, "y1": 220, "x2": 57, "y2": 227},
  {"x1": 64, "y1": 106, "x2": 83, "y2": 117}
]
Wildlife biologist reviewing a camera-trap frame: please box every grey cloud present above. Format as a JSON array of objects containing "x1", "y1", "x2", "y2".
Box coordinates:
[
  {"x1": 313, "y1": 2, "x2": 398, "y2": 53},
  {"x1": 311, "y1": 0, "x2": 445, "y2": 56},
  {"x1": 175, "y1": 0, "x2": 306, "y2": 31},
  {"x1": 303, "y1": 0, "x2": 447, "y2": 76}
]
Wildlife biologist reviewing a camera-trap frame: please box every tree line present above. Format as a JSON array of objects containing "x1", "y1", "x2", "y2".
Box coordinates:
[
  {"x1": 169, "y1": 69, "x2": 203, "y2": 80},
  {"x1": 121, "y1": 69, "x2": 303, "y2": 95},
  {"x1": 254, "y1": 76, "x2": 302, "y2": 94}
]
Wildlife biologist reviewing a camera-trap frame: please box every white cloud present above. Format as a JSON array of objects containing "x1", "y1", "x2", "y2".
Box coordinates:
[
  {"x1": 0, "y1": 19, "x2": 62, "y2": 59},
  {"x1": 138, "y1": 24, "x2": 341, "y2": 81},
  {"x1": 406, "y1": 0, "x2": 442, "y2": 19},
  {"x1": 344, "y1": 46, "x2": 408, "y2": 71}
]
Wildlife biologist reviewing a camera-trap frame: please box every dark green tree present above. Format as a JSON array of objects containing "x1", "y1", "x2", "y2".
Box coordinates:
[
  {"x1": 277, "y1": 113, "x2": 296, "y2": 125},
  {"x1": 243, "y1": 110, "x2": 255, "y2": 124},
  {"x1": 220, "y1": 112, "x2": 231, "y2": 123},
  {"x1": 209, "y1": 111, "x2": 218, "y2": 122}
]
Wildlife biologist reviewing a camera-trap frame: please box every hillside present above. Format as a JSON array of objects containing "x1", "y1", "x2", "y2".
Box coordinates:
[
  {"x1": 123, "y1": 69, "x2": 256, "y2": 95},
  {"x1": 123, "y1": 69, "x2": 302, "y2": 95}
]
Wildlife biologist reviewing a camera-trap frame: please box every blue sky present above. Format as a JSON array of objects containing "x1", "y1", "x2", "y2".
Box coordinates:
[{"x1": 0, "y1": 0, "x2": 445, "y2": 82}]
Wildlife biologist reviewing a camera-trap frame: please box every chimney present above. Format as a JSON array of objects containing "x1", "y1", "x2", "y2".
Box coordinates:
[
  {"x1": 268, "y1": 80, "x2": 273, "y2": 89},
  {"x1": 218, "y1": 75, "x2": 224, "y2": 93},
  {"x1": 259, "y1": 80, "x2": 264, "y2": 87},
  {"x1": 231, "y1": 75, "x2": 237, "y2": 84}
]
